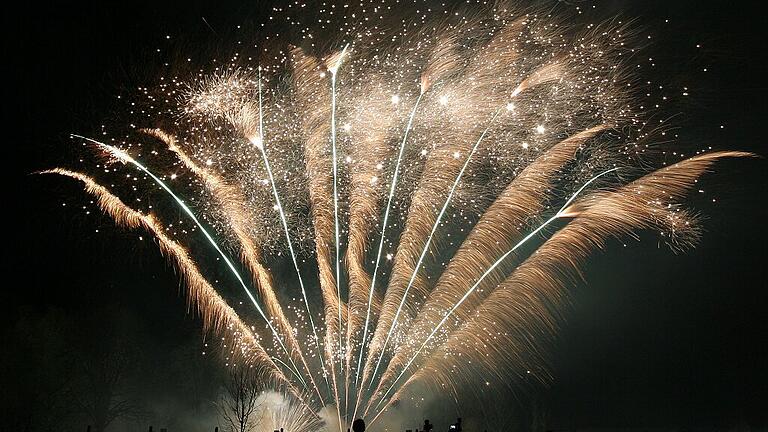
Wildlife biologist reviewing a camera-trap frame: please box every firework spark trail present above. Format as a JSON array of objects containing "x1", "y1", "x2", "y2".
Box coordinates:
[
  {"x1": 367, "y1": 168, "x2": 618, "y2": 415},
  {"x1": 327, "y1": 44, "x2": 352, "y2": 430},
  {"x1": 367, "y1": 124, "x2": 608, "y2": 395},
  {"x1": 327, "y1": 45, "x2": 352, "y2": 418},
  {"x1": 343, "y1": 83, "x2": 400, "y2": 421},
  {"x1": 375, "y1": 151, "x2": 751, "y2": 417},
  {"x1": 411, "y1": 125, "x2": 602, "y2": 309},
  {"x1": 511, "y1": 61, "x2": 565, "y2": 97},
  {"x1": 70, "y1": 135, "x2": 309, "y2": 388},
  {"x1": 357, "y1": 108, "x2": 504, "y2": 418},
  {"x1": 362, "y1": 56, "x2": 570, "y2": 400},
  {"x1": 352, "y1": 92, "x2": 427, "y2": 421},
  {"x1": 355, "y1": 90, "x2": 425, "y2": 396},
  {"x1": 252, "y1": 67, "x2": 330, "y2": 405},
  {"x1": 342, "y1": 39, "x2": 463, "y2": 373},
  {"x1": 290, "y1": 48, "x2": 346, "y2": 358},
  {"x1": 38, "y1": 169, "x2": 303, "y2": 395},
  {"x1": 290, "y1": 47, "x2": 346, "y2": 431},
  {"x1": 141, "y1": 127, "x2": 325, "y2": 404},
  {"x1": 330, "y1": 45, "x2": 350, "y2": 359}
]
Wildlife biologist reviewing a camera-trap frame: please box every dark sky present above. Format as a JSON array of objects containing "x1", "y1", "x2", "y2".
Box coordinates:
[{"x1": 3, "y1": 0, "x2": 767, "y2": 430}]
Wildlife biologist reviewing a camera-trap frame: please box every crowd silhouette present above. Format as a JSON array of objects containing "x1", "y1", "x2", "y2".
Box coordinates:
[{"x1": 344, "y1": 416, "x2": 463, "y2": 432}]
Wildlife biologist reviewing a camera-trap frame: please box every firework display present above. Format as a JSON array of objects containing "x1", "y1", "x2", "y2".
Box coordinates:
[{"x1": 43, "y1": 1, "x2": 749, "y2": 430}]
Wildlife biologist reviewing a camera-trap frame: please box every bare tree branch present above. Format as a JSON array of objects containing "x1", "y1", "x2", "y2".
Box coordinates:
[{"x1": 217, "y1": 364, "x2": 263, "y2": 432}]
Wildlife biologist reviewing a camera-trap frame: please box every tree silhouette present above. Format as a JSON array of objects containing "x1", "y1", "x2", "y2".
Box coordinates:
[
  {"x1": 217, "y1": 364, "x2": 263, "y2": 432},
  {"x1": 76, "y1": 341, "x2": 143, "y2": 432},
  {"x1": 72, "y1": 306, "x2": 146, "y2": 432}
]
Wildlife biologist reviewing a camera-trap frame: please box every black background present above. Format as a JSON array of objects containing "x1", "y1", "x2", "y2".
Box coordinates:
[{"x1": 3, "y1": 0, "x2": 767, "y2": 430}]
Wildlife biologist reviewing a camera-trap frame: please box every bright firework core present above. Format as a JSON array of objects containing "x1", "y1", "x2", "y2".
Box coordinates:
[{"x1": 44, "y1": 1, "x2": 750, "y2": 431}]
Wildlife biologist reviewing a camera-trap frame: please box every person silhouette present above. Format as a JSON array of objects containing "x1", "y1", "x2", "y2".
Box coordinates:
[
  {"x1": 453, "y1": 418, "x2": 462, "y2": 432},
  {"x1": 423, "y1": 419, "x2": 434, "y2": 432},
  {"x1": 352, "y1": 418, "x2": 366, "y2": 432}
]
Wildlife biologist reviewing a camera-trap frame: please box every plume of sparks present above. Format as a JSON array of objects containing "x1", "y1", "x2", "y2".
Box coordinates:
[{"x1": 44, "y1": 2, "x2": 751, "y2": 430}]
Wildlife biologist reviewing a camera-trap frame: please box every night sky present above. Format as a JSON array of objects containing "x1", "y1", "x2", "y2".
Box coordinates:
[{"x1": 4, "y1": 0, "x2": 767, "y2": 430}]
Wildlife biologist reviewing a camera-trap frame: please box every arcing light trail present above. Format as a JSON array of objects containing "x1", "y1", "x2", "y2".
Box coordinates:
[
  {"x1": 354, "y1": 91, "x2": 425, "y2": 395},
  {"x1": 254, "y1": 68, "x2": 330, "y2": 405},
  {"x1": 359, "y1": 107, "x2": 505, "y2": 412},
  {"x1": 70, "y1": 135, "x2": 309, "y2": 390},
  {"x1": 368, "y1": 167, "x2": 619, "y2": 417},
  {"x1": 329, "y1": 44, "x2": 351, "y2": 432},
  {"x1": 47, "y1": 4, "x2": 747, "y2": 430},
  {"x1": 330, "y1": 46, "x2": 350, "y2": 358}
]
